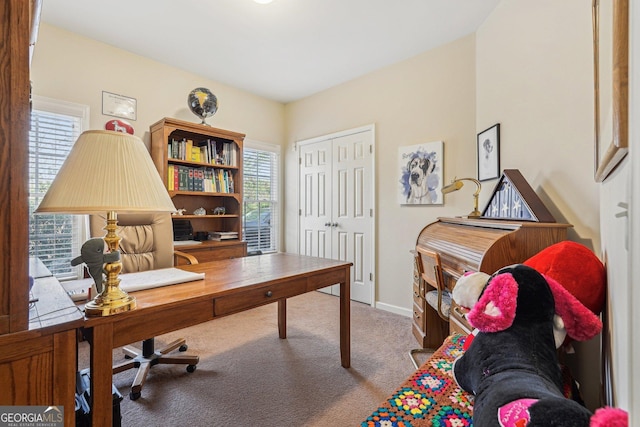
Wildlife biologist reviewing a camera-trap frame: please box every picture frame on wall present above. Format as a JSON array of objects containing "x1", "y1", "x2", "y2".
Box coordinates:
[
  {"x1": 102, "y1": 91, "x2": 137, "y2": 121},
  {"x1": 477, "y1": 123, "x2": 500, "y2": 181},
  {"x1": 398, "y1": 140, "x2": 443, "y2": 205},
  {"x1": 592, "y1": 0, "x2": 628, "y2": 182}
]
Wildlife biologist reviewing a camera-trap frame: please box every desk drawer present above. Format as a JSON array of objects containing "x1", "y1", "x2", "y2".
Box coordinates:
[
  {"x1": 215, "y1": 279, "x2": 307, "y2": 316},
  {"x1": 412, "y1": 283, "x2": 425, "y2": 311}
]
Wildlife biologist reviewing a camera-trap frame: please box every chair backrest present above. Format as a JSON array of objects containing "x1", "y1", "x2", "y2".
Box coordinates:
[
  {"x1": 89, "y1": 213, "x2": 174, "y2": 274},
  {"x1": 416, "y1": 247, "x2": 444, "y2": 289},
  {"x1": 416, "y1": 246, "x2": 449, "y2": 321}
]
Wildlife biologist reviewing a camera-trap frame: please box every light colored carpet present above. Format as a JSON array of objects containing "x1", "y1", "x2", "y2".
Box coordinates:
[{"x1": 78, "y1": 291, "x2": 430, "y2": 426}]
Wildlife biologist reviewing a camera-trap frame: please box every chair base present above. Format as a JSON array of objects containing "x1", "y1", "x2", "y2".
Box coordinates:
[
  {"x1": 409, "y1": 348, "x2": 436, "y2": 370},
  {"x1": 113, "y1": 337, "x2": 199, "y2": 400}
]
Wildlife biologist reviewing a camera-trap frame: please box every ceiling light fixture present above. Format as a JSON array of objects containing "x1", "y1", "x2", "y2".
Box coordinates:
[{"x1": 254, "y1": 0, "x2": 273, "y2": 4}]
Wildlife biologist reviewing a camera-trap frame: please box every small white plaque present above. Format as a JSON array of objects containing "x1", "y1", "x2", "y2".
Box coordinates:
[{"x1": 102, "y1": 91, "x2": 137, "y2": 120}]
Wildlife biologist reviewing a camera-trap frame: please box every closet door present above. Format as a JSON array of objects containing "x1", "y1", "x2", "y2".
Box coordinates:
[
  {"x1": 331, "y1": 131, "x2": 372, "y2": 304},
  {"x1": 298, "y1": 128, "x2": 374, "y2": 305},
  {"x1": 299, "y1": 139, "x2": 332, "y2": 259}
]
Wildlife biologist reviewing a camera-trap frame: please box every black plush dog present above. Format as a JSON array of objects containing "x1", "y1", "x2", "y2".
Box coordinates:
[{"x1": 451, "y1": 264, "x2": 624, "y2": 427}]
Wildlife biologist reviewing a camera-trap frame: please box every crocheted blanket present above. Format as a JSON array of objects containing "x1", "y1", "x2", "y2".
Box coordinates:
[{"x1": 361, "y1": 334, "x2": 474, "y2": 427}]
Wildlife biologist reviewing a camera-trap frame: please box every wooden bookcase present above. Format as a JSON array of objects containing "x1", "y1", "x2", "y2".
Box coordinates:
[{"x1": 150, "y1": 117, "x2": 247, "y2": 262}]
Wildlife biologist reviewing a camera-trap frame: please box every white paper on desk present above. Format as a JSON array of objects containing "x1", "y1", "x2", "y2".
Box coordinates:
[
  {"x1": 119, "y1": 268, "x2": 205, "y2": 292},
  {"x1": 62, "y1": 268, "x2": 205, "y2": 293}
]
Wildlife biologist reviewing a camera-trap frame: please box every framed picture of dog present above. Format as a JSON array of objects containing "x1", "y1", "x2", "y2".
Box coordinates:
[
  {"x1": 477, "y1": 123, "x2": 500, "y2": 181},
  {"x1": 398, "y1": 141, "x2": 443, "y2": 205}
]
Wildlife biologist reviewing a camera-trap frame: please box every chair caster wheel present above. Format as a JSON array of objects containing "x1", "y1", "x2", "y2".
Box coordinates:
[
  {"x1": 130, "y1": 391, "x2": 141, "y2": 401},
  {"x1": 179, "y1": 344, "x2": 188, "y2": 352},
  {"x1": 187, "y1": 364, "x2": 197, "y2": 373}
]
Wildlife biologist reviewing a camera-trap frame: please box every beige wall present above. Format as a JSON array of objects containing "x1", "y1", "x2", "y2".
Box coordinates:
[
  {"x1": 31, "y1": 24, "x2": 285, "y2": 148},
  {"x1": 476, "y1": 0, "x2": 601, "y2": 410},
  {"x1": 476, "y1": 0, "x2": 599, "y2": 251},
  {"x1": 284, "y1": 35, "x2": 477, "y2": 313}
]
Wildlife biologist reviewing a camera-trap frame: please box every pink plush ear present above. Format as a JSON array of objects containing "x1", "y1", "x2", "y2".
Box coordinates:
[
  {"x1": 466, "y1": 273, "x2": 519, "y2": 332},
  {"x1": 544, "y1": 275, "x2": 602, "y2": 341}
]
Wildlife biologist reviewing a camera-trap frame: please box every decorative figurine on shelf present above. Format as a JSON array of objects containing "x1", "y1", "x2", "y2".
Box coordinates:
[
  {"x1": 193, "y1": 207, "x2": 206, "y2": 216},
  {"x1": 71, "y1": 238, "x2": 121, "y2": 294},
  {"x1": 188, "y1": 87, "x2": 218, "y2": 125},
  {"x1": 212, "y1": 207, "x2": 226, "y2": 215},
  {"x1": 174, "y1": 208, "x2": 187, "y2": 216}
]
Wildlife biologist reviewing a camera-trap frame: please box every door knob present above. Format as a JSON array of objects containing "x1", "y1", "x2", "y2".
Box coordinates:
[{"x1": 324, "y1": 222, "x2": 331, "y2": 227}]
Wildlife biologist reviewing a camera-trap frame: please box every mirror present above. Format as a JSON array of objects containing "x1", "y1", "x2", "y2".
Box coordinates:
[{"x1": 592, "y1": 0, "x2": 628, "y2": 182}]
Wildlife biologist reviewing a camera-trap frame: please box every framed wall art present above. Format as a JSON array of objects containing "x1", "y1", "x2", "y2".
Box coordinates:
[
  {"x1": 102, "y1": 91, "x2": 137, "y2": 121},
  {"x1": 592, "y1": 0, "x2": 628, "y2": 182},
  {"x1": 398, "y1": 141, "x2": 443, "y2": 205},
  {"x1": 477, "y1": 123, "x2": 500, "y2": 182}
]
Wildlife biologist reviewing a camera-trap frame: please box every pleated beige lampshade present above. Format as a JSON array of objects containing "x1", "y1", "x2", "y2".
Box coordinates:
[{"x1": 35, "y1": 130, "x2": 176, "y2": 214}]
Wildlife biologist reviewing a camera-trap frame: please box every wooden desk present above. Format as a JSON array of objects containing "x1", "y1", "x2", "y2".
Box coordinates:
[
  {"x1": 84, "y1": 253, "x2": 352, "y2": 427},
  {"x1": 0, "y1": 261, "x2": 84, "y2": 427}
]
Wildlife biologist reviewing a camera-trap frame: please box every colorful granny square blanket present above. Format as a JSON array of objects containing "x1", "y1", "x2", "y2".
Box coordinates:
[{"x1": 362, "y1": 334, "x2": 474, "y2": 427}]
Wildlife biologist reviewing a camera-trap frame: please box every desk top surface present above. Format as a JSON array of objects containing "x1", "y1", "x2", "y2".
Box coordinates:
[
  {"x1": 184, "y1": 252, "x2": 351, "y2": 286},
  {"x1": 83, "y1": 253, "x2": 351, "y2": 325},
  {"x1": 27, "y1": 258, "x2": 84, "y2": 333}
]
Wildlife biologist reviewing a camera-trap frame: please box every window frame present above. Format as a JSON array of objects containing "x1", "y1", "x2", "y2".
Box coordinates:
[
  {"x1": 242, "y1": 139, "x2": 281, "y2": 254},
  {"x1": 29, "y1": 96, "x2": 90, "y2": 280}
]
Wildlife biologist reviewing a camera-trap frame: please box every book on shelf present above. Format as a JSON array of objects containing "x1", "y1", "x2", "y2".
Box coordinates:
[
  {"x1": 167, "y1": 165, "x2": 174, "y2": 191},
  {"x1": 187, "y1": 168, "x2": 194, "y2": 191},
  {"x1": 185, "y1": 139, "x2": 193, "y2": 161},
  {"x1": 190, "y1": 145, "x2": 200, "y2": 162}
]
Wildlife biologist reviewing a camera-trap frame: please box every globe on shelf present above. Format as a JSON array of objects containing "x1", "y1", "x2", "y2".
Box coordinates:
[{"x1": 188, "y1": 87, "x2": 218, "y2": 125}]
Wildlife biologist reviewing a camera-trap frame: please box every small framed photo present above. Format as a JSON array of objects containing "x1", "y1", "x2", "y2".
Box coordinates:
[
  {"x1": 102, "y1": 91, "x2": 137, "y2": 121},
  {"x1": 477, "y1": 123, "x2": 500, "y2": 181}
]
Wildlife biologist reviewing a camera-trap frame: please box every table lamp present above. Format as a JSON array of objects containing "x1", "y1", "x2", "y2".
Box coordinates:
[
  {"x1": 441, "y1": 177, "x2": 482, "y2": 218},
  {"x1": 35, "y1": 130, "x2": 176, "y2": 316}
]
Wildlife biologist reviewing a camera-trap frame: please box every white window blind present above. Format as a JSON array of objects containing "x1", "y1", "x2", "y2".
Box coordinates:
[
  {"x1": 28, "y1": 98, "x2": 88, "y2": 280},
  {"x1": 243, "y1": 142, "x2": 279, "y2": 254}
]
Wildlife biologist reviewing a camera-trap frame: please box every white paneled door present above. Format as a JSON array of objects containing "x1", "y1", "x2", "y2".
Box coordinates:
[{"x1": 298, "y1": 127, "x2": 374, "y2": 305}]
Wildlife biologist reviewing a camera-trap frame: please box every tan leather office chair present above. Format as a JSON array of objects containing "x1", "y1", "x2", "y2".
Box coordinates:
[
  {"x1": 90, "y1": 213, "x2": 200, "y2": 400},
  {"x1": 409, "y1": 247, "x2": 451, "y2": 369}
]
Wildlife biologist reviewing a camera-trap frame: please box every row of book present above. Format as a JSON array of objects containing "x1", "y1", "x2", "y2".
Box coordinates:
[
  {"x1": 167, "y1": 164, "x2": 235, "y2": 193},
  {"x1": 168, "y1": 138, "x2": 237, "y2": 166}
]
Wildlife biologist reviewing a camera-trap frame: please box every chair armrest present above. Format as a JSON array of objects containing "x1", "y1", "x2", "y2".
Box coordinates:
[{"x1": 174, "y1": 250, "x2": 199, "y2": 265}]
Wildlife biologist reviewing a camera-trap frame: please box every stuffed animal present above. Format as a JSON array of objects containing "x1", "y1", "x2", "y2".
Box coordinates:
[
  {"x1": 71, "y1": 238, "x2": 120, "y2": 294},
  {"x1": 524, "y1": 241, "x2": 606, "y2": 316},
  {"x1": 451, "y1": 264, "x2": 626, "y2": 427}
]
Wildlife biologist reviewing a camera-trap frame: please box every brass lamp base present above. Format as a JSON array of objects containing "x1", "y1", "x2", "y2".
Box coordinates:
[
  {"x1": 84, "y1": 210, "x2": 137, "y2": 317},
  {"x1": 85, "y1": 288, "x2": 136, "y2": 317},
  {"x1": 468, "y1": 208, "x2": 482, "y2": 218}
]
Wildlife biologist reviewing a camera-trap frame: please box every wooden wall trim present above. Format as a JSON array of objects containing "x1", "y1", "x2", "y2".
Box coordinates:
[{"x1": 0, "y1": 0, "x2": 31, "y2": 333}]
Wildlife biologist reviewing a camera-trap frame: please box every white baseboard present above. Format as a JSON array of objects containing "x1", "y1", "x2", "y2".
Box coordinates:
[{"x1": 374, "y1": 301, "x2": 412, "y2": 318}]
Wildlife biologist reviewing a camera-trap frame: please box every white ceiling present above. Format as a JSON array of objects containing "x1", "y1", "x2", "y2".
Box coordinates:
[{"x1": 40, "y1": 0, "x2": 500, "y2": 103}]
